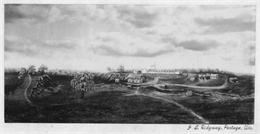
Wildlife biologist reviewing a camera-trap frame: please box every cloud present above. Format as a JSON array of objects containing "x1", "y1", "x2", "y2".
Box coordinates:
[
  {"x1": 5, "y1": 4, "x2": 51, "y2": 24},
  {"x1": 46, "y1": 5, "x2": 118, "y2": 23},
  {"x1": 194, "y1": 14, "x2": 256, "y2": 34},
  {"x1": 89, "y1": 32, "x2": 173, "y2": 57},
  {"x1": 200, "y1": 5, "x2": 254, "y2": 11},
  {"x1": 4, "y1": 54, "x2": 9, "y2": 60},
  {"x1": 178, "y1": 40, "x2": 220, "y2": 51},
  {"x1": 43, "y1": 40, "x2": 78, "y2": 50},
  {"x1": 91, "y1": 45, "x2": 173, "y2": 57},
  {"x1": 245, "y1": 43, "x2": 255, "y2": 66},
  {"x1": 48, "y1": 5, "x2": 93, "y2": 23},
  {"x1": 221, "y1": 56, "x2": 235, "y2": 61},
  {"x1": 141, "y1": 29, "x2": 158, "y2": 35},
  {"x1": 5, "y1": 4, "x2": 93, "y2": 24},
  {"x1": 162, "y1": 36, "x2": 220, "y2": 51},
  {"x1": 116, "y1": 5, "x2": 158, "y2": 28},
  {"x1": 161, "y1": 36, "x2": 177, "y2": 45},
  {"x1": 248, "y1": 58, "x2": 255, "y2": 66},
  {"x1": 199, "y1": 5, "x2": 232, "y2": 10},
  {"x1": 5, "y1": 35, "x2": 79, "y2": 58},
  {"x1": 5, "y1": 36, "x2": 39, "y2": 56},
  {"x1": 5, "y1": 4, "x2": 25, "y2": 23}
]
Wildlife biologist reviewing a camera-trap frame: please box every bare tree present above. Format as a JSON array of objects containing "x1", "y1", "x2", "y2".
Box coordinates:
[
  {"x1": 117, "y1": 65, "x2": 125, "y2": 74},
  {"x1": 38, "y1": 64, "x2": 48, "y2": 74},
  {"x1": 18, "y1": 67, "x2": 27, "y2": 79},
  {"x1": 28, "y1": 65, "x2": 36, "y2": 74},
  {"x1": 107, "y1": 67, "x2": 113, "y2": 72},
  {"x1": 71, "y1": 73, "x2": 95, "y2": 99}
]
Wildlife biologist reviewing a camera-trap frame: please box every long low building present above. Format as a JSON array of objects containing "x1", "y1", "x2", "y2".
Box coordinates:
[
  {"x1": 126, "y1": 74, "x2": 145, "y2": 83},
  {"x1": 198, "y1": 73, "x2": 219, "y2": 80},
  {"x1": 146, "y1": 69, "x2": 183, "y2": 74}
]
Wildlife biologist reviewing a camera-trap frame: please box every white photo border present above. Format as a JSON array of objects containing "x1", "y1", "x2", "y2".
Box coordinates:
[{"x1": 1, "y1": 0, "x2": 259, "y2": 133}]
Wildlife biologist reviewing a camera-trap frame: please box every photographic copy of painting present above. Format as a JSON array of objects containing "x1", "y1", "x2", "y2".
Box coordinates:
[{"x1": 3, "y1": 2, "x2": 258, "y2": 133}]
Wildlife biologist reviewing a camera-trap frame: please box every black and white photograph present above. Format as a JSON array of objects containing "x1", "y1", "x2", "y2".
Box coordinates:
[{"x1": 2, "y1": 1, "x2": 259, "y2": 133}]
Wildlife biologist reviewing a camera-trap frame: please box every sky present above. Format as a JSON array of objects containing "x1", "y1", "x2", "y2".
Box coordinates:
[{"x1": 4, "y1": 4, "x2": 256, "y2": 74}]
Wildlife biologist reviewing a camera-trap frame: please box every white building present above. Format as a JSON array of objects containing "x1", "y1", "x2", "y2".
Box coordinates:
[
  {"x1": 174, "y1": 71, "x2": 182, "y2": 75},
  {"x1": 210, "y1": 74, "x2": 219, "y2": 79},
  {"x1": 141, "y1": 69, "x2": 148, "y2": 74}
]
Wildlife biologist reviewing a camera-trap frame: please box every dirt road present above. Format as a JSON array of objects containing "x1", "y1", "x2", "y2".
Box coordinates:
[
  {"x1": 146, "y1": 77, "x2": 160, "y2": 84},
  {"x1": 160, "y1": 77, "x2": 228, "y2": 90},
  {"x1": 126, "y1": 92, "x2": 209, "y2": 124},
  {"x1": 124, "y1": 77, "x2": 160, "y2": 87},
  {"x1": 10, "y1": 74, "x2": 32, "y2": 103}
]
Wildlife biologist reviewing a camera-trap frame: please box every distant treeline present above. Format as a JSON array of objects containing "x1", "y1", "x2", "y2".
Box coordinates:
[
  {"x1": 4, "y1": 68, "x2": 20, "y2": 73},
  {"x1": 4, "y1": 67, "x2": 96, "y2": 76},
  {"x1": 4, "y1": 66, "x2": 235, "y2": 76}
]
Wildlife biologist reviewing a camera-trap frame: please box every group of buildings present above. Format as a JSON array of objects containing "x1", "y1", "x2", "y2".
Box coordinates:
[
  {"x1": 125, "y1": 69, "x2": 183, "y2": 83},
  {"x1": 189, "y1": 73, "x2": 219, "y2": 81},
  {"x1": 198, "y1": 73, "x2": 219, "y2": 80},
  {"x1": 131, "y1": 69, "x2": 183, "y2": 75},
  {"x1": 125, "y1": 69, "x2": 220, "y2": 84}
]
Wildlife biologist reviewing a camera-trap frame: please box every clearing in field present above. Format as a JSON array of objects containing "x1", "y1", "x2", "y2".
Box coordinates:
[{"x1": 5, "y1": 72, "x2": 254, "y2": 124}]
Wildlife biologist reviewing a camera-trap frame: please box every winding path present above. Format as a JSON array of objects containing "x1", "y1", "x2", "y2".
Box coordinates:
[
  {"x1": 125, "y1": 93, "x2": 209, "y2": 124},
  {"x1": 165, "y1": 81, "x2": 227, "y2": 89},
  {"x1": 11, "y1": 74, "x2": 33, "y2": 103},
  {"x1": 23, "y1": 74, "x2": 32, "y2": 103},
  {"x1": 159, "y1": 76, "x2": 228, "y2": 90},
  {"x1": 124, "y1": 77, "x2": 160, "y2": 87}
]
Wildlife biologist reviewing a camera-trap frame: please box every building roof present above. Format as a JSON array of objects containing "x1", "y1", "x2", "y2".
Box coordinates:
[{"x1": 126, "y1": 73, "x2": 144, "y2": 79}]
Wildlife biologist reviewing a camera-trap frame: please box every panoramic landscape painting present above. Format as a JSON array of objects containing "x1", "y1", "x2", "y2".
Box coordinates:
[{"x1": 4, "y1": 4, "x2": 255, "y2": 124}]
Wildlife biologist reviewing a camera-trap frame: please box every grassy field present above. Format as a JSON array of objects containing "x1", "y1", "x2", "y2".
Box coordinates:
[
  {"x1": 195, "y1": 75, "x2": 226, "y2": 87},
  {"x1": 4, "y1": 73, "x2": 254, "y2": 124},
  {"x1": 5, "y1": 83, "x2": 202, "y2": 123},
  {"x1": 4, "y1": 73, "x2": 24, "y2": 95},
  {"x1": 178, "y1": 98, "x2": 254, "y2": 124}
]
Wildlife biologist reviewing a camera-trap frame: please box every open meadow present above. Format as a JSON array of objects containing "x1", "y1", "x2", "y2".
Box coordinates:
[{"x1": 4, "y1": 72, "x2": 254, "y2": 124}]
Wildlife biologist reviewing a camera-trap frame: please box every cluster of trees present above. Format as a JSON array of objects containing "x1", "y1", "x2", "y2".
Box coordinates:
[
  {"x1": 31, "y1": 75, "x2": 57, "y2": 97},
  {"x1": 47, "y1": 69, "x2": 81, "y2": 76},
  {"x1": 6, "y1": 64, "x2": 235, "y2": 76},
  {"x1": 186, "y1": 68, "x2": 235, "y2": 75},
  {"x1": 107, "y1": 65, "x2": 125, "y2": 73},
  {"x1": 5, "y1": 65, "x2": 48, "y2": 75},
  {"x1": 70, "y1": 72, "x2": 129, "y2": 98},
  {"x1": 107, "y1": 65, "x2": 132, "y2": 74},
  {"x1": 97, "y1": 73, "x2": 128, "y2": 83},
  {"x1": 26, "y1": 65, "x2": 49, "y2": 75},
  {"x1": 106, "y1": 65, "x2": 234, "y2": 75},
  {"x1": 106, "y1": 64, "x2": 234, "y2": 75},
  {"x1": 5, "y1": 65, "x2": 87, "y2": 76},
  {"x1": 4, "y1": 68, "x2": 20, "y2": 73},
  {"x1": 70, "y1": 73, "x2": 95, "y2": 98}
]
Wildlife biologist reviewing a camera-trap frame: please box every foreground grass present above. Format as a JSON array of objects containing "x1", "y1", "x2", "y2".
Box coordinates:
[
  {"x1": 177, "y1": 97, "x2": 254, "y2": 124},
  {"x1": 5, "y1": 89, "x2": 202, "y2": 123},
  {"x1": 5, "y1": 74, "x2": 254, "y2": 124},
  {"x1": 4, "y1": 73, "x2": 23, "y2": 95}
]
